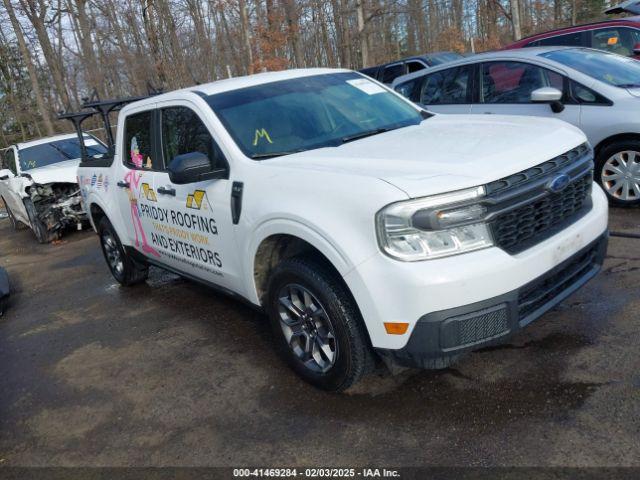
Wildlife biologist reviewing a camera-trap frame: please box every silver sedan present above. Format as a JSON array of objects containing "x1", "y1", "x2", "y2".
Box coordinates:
[{"x1": 392, "y1": 46, "x2": 640, "y2": 206}]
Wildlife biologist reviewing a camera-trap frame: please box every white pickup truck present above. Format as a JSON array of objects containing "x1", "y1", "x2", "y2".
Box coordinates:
[
  {"x1": 75, "y1": 69, "x2": 609, "y2": 391},
  {"x1": 1, "y1": 133, "x2": 107, "y2": 242}
]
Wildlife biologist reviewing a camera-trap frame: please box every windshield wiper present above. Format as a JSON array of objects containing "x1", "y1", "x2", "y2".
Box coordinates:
[
  {"x1": 250, "y1": 150, "x2": 306, "y2": 159},
  {"x1": 340, "y1": 122, "x2": 421, "y2": 144},
  {"x1": 616, "y1": 83, "x2": 640, "y2": 88},
  {"x1": 49, "y1": 144, "x2": 74, "y2": 160},
  {"x1": 340, "y1": 128, "x2": 390, "y2": 144}
]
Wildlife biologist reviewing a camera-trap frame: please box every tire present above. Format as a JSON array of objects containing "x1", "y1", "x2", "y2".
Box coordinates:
[
  {"x1": 266, "y1": 255, "x2": 374, "y2": 391},
  {"x1": 595, "y1": 140, "x2": 640, "y2": 207},
  {"x1": 23, "y1": 198, "x2": 55, "y2": 243},
  {"x1": 1, "y1": 197, "x2": 20, "y2": 231},
  {"x1": 98, "y1": 216, "x2": 148, "y2": 286}
]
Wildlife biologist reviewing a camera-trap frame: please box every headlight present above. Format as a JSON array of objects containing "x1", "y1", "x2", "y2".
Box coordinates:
[{"x1": 376, "y1": 186, "x2": 494, "y2": 261}]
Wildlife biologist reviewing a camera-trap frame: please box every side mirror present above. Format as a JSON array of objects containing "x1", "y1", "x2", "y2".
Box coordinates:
[
  {"x1": 633, "y1": 43, "x2": 640, "y2": 55},
  {"x1": 531, "y1": 87, "x2": 565, "y2": 113},
  {"x1": 0, "y1": 169, "x2": 14, "y2": 180},
  {"x1": 167, "y1": 152, "x2": 228, "y2": 185}
]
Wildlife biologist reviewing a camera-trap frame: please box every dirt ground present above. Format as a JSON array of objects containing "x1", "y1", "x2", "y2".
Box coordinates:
[{"x1": 0, "y1": 207, "x2": 638, "y2": 467}]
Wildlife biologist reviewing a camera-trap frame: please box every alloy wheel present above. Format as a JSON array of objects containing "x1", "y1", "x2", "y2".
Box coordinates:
[
  {"x1": 102, "y1": 231, "x2": 124, "y2": 276},
  {"x1": 277, "y1": 283, "x2": 337, "y2": 373},
  {"x1": 602, "y1": 151, "x2": 640, "y2": 201}
]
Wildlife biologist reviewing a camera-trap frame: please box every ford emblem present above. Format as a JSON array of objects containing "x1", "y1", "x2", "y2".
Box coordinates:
[{"x1": 547, "y1": 173, "x2": 570, "y2": 193}]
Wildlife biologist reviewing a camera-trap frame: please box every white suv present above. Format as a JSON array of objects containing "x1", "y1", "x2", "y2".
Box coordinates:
[{"x1": 73, "y1": 69, "x2": 608, "y2": 391}]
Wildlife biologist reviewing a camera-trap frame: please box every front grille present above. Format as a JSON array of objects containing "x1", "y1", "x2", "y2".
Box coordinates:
[
  {"x1": 486, "y1": 143, "x2": 590, "y2": 196},
  {"x1": 518, "y1": 239, "x2": 601, "y2": 320},
  {"x1": 492, "y1": 173, "x2": 592, "y2": 254},
  {"x1": 486, "y1": 144, "x2": 593, "y2": 254},
  {"x1": 440, "y1": 304, "x2": 509, "y2": 350}
]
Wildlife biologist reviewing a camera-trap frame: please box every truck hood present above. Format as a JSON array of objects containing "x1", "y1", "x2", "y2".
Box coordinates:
[
  {"x1": 25, "y1": 159, "x2": 80, "y2": 186},
  {"x1": 266, "y1": 114, "x2": 587, "y2": 198}
]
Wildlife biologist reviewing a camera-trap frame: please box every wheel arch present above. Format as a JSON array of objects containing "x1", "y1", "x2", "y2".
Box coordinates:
[
  {"x1": 593, "y1": 133, "x2": 640, "y2": 158},
  {"x1": 248, "y1": 222, "x2": 354, "y2": 307}
]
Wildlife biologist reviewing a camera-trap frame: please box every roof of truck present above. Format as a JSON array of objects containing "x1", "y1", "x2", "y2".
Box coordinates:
[{"x1": 123, "y1": 68, "x2": 353, "y2": 112}]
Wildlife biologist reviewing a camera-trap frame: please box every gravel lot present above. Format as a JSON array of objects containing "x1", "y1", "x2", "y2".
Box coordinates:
[{"x1": 0, "y1": 207, "x2": 638, "y2": 467}]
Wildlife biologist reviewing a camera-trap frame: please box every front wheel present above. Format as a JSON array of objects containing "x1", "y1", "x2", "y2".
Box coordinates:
[
  {"x1": 266, "y1": 255, "x2": 374, "y2": 391},
  {"x1": 98, "y1": 216, "x2": 148, "y2": 286},
  {"x1": 595, "y1": 141, "x2": 640, "y2": 206},
  {"x1": 23, "y1": 198, "x2": 55, "y2": 243}
]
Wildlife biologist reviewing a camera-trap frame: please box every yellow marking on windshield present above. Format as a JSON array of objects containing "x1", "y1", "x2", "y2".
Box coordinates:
[{"x1": 253, "y1": 128, "x2": 273, "y2": 146}]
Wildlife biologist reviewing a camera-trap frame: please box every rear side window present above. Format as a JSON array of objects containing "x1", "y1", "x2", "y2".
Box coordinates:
[
  {"x1": 532, "y1": 32, "x2": 583, "y2": 47},
  {"x1": 395, "y1": 78, "x2": 421, "y2": 101},
  {"x1": 418, "y1": 66, "x2": 471, "y2": 105},
  {"x1": 161, "y1": 106, "x2": 226, "y2": 170},
  {"x1": 406, "y1": 61, "x2": 426, "y2": 73},
  {"x1": 123, "y1": 111, "x2": 154, "y2": 170},
  {"x1": 382, "y1": 64, "x2": 406, "y2": 84}
]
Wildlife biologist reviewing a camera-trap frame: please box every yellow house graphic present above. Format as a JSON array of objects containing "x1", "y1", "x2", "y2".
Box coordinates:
[
  {"x1": 186, "y1": 190, "x2": 206, "y2": 209},
  {"x1": 141, "y1": 183, "x2": 157, "y2": 202}
]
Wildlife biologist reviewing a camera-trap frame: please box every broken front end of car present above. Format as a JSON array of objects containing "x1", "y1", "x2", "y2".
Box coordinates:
[{"x1": 26, "y1": 182, "x2": 86, "y2": 243}]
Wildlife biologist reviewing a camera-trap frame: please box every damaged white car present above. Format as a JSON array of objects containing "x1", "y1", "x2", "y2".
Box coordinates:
[{"x1": 0, "y1": 133, "x2": 107, "y2": 243}]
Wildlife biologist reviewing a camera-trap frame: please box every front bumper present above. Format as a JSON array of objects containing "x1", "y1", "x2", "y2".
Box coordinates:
[{"x1": 375, "y1": 232, "x2": 608, "y2": 368}]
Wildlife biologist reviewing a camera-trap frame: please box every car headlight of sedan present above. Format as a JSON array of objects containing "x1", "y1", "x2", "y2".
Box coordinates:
[{"x1": 376, "y1": 186, "x2": 493, "y2": 261}]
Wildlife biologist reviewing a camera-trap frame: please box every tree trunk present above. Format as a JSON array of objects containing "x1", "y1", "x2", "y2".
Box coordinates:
[
  {"x1": 3, "y1": 0, "x2": 54, "y2": 134},
  {"x1": 356, "y1": 0, "x2": 369, "y2": 67},
  {"x1": 18, "y1": 0, "x2": 72, "y2": 109}
]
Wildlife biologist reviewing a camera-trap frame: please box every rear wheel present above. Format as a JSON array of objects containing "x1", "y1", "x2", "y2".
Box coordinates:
[
  {"x1": 98, "y1": 216, "x2": 148, "y2": 285},
  {"x1": 266, "y1": 255, "x2": 374, "y2": 391},
  {"x1": 595, "y1": 141, "x2": 640, "y2": 206}
]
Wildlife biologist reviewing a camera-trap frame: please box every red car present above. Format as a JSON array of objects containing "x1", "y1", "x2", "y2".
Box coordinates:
[{"x1": 505, "y1": 2, "x2": 640, "y2": 59}]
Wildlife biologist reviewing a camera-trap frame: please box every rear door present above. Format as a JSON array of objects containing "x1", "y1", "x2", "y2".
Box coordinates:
[
  {"x1": 472, "y1": 60, "x2": 581, "y2": 126},
  {"x1": 409, "y1": 65, "x2": 473, "y2": 114},
  {"x1": 115, "y1": 105, "x2": 162, "y2": 256}
]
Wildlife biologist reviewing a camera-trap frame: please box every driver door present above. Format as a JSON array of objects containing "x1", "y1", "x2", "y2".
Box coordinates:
[
  {"x1": 472, "y1": 61, "x2": 580, "y2": 126},
  {"x1": 150, "y1": 100, "x2": 242, "y2": 291}
]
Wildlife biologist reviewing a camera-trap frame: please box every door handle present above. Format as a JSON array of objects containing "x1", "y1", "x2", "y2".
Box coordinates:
[
  {"x1": 157, "y1": 186, "x2": 176, "y2": 196},
  {"x1": 117, "y1": 181, "x2": 130, "y2": 188}
]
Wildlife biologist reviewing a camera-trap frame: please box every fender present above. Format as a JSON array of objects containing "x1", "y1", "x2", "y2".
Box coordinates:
[
  {"x1": 244, "y1": 217, "x2": 357, "y2": 305},
  {"x1": 86, "y1": 192, "x2": 129, "y2": 244}
]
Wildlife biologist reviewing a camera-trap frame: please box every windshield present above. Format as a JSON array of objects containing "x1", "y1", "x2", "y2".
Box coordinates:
[
  {"x1": 541, "y1": 48, "x2": 640, "y2": 87},
  {"x1": 205, "y1": 72, "x2": 423, "y2": 159},
  {"x1": 18, "y1": 137, "x2": 107, "y2": 171}
]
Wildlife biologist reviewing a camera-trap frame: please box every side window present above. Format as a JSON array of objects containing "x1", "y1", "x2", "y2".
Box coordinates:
[
  {"x1": 481, "y1": 62, "x2": 564, "y2": 104},
  {"x1": 394, "y1": 78, "x2": 420, "y2": 101},
  {"x1": 591, "y1": 27, "x2": 636, "y2": 57},
  {"x1": 382, "y1": 63, "x2": 406, "y2": 84},
  {"x1": 4, "y1": 149, "x2": 17, "y2": 174},
  {"x1": 123, "y1": 111, "x2": 154, "y2": 170},
  {"x1": 161, "y1": 106, "x2": 226, "y2": 170},
  {"x1": 418, "y1": 66, "x2": 471, "y2": 105},
  {"x1": 570, "y1": 80, "x2": 611, "y2": 105},
  {"x1": 537, "y1": 32, "x2": 583, "y2": 47},
  {"x1": 406, "y1": 61, "x2": 426, "y2": 74}
]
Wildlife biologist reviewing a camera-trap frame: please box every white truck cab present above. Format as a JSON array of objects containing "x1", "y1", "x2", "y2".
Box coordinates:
[{"x1": 73, "y1": 69, "x2": 609, "y2": 391}]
